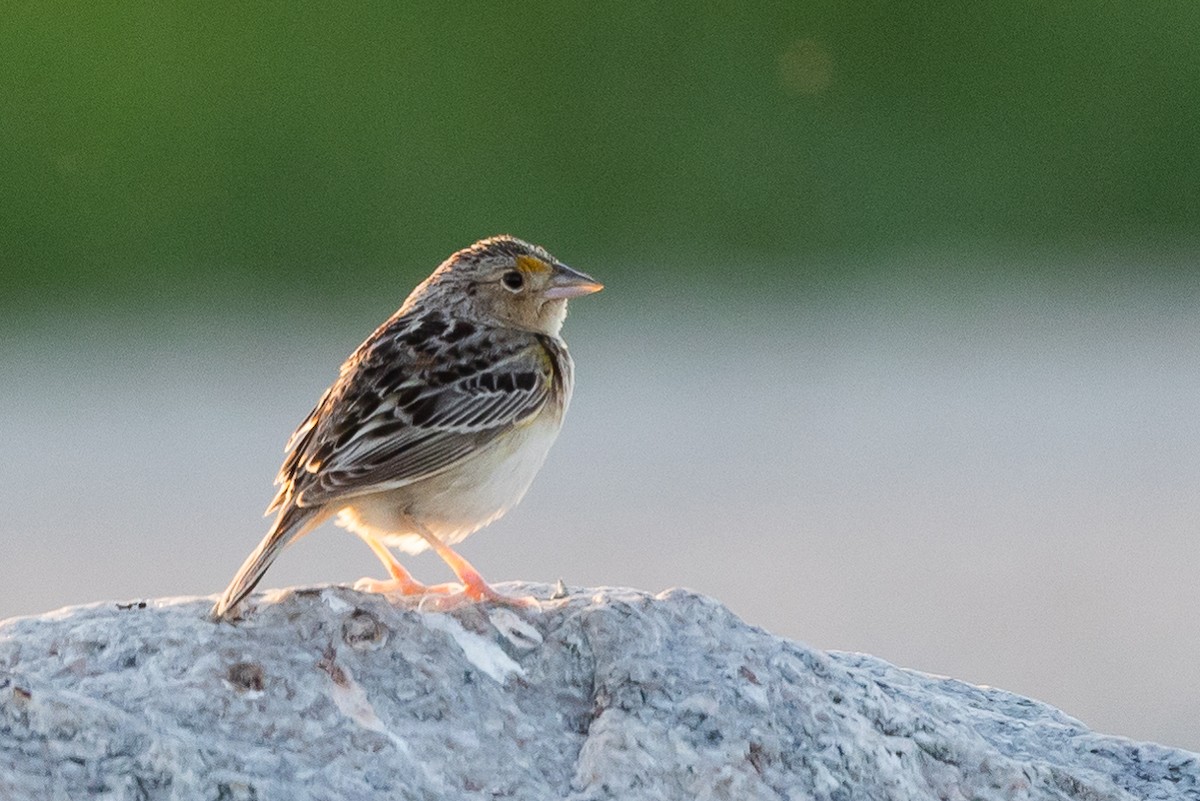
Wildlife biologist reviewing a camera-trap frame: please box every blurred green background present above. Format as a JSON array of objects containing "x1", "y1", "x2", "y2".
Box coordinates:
[
  {"x1": 4, "y1": 2, "x2": 1198, "y2": 313},
  {"x1": 4, "y1": 3, "x2": 1200, "y2": 753}
]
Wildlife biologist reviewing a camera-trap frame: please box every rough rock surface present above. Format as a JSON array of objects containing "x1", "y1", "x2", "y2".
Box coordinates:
[{"x1": 0, "y1": 584, "x2": 1195, "y2": 801}]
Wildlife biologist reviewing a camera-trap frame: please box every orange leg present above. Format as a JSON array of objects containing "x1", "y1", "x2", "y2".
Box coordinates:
[
  {"x1": 355, "y1": 535, "x2": 457, "y2": 596},
  {"x1": 411, "y1": 525, "x2": 537, "y2": 608}
]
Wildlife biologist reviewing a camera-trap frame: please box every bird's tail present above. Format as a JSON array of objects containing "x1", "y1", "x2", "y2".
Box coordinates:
[{"x1": 210, "y1": 504, "x2": 323, "y2": 621}]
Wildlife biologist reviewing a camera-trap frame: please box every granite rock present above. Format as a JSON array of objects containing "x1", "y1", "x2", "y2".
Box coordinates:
[{"x1": 0, "y1": 584, "x2": 1195, "y2": 800}]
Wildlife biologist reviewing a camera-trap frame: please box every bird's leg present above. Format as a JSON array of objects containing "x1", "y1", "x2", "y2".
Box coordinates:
[
  {"x1": 354, "y1": 534, "x2": 458, "y2": 595},
  {"x1": 410, "y1": 524, "x2": 538, "y2": 608}
]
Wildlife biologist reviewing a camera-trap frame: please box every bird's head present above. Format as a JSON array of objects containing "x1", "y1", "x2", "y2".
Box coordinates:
[{"x1": 409, "y1": 236, "x2": 603, "y2": 335}]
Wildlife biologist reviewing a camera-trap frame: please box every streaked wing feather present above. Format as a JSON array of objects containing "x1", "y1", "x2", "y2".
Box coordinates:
[
  {"x1": 278, "y1": 319, "x2": 554, "y2": 509},
  {"x1": 304, "y1": 430, "x2": 485, "y2": 499}
]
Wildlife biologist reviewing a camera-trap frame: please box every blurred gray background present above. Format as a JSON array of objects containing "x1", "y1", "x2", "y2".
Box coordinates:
[{"x1": 2, "y1": 3, "x2": 1198, "y2": 753}]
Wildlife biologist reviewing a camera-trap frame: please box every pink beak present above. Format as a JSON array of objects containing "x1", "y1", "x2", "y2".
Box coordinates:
[{"x1": 543, "y1": 263, "x2": 604, "y2": 299}]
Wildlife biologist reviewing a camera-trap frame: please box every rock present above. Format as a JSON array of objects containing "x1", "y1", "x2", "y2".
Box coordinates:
[{"x1": 0, "y1": 584, "x2": 1195, "y2": 800}]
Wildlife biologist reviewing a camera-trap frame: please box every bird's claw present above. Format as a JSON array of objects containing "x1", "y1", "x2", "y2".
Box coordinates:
[{"x1": 353, "y1": 577, "x2": 461, "y2": 596}]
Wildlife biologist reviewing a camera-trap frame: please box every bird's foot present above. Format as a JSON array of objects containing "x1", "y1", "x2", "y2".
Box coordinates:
[
  {"x1": 353, "y1": 577, "x2": 461, "y2": 596},
  {"x1": 463, "y1": 580, "x2": 540, "y2": 608},
  {"x1": 410, "y1": 580, "x2": 540, "y2": 613}
]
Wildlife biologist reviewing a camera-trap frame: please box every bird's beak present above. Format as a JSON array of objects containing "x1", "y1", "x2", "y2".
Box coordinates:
[{"x1": 543, "y1": 263, "x2": 604, "y2": 299}]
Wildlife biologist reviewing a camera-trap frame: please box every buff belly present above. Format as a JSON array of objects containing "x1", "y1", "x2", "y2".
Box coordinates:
[{"x1": 333, "y1": 412, "x2": 564, "y2": 553}]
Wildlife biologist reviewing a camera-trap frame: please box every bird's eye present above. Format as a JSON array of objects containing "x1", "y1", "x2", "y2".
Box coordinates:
[{"x1": 501, "y1": 270, "x2": 525, "y2": 292}]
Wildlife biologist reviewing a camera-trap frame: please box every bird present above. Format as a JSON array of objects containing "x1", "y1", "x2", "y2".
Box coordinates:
[{"x1": 210, "y1": 235, "x2": 602, "y2": 620}]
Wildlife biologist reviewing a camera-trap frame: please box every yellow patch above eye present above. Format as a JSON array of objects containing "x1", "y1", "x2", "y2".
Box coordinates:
[{"x1": 516, "y1": 254, "x2": 551, "y2": 274}]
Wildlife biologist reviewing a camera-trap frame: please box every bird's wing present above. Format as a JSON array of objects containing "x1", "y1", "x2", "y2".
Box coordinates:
[{"x1": 270, "y1": 315, "x2": 558, "y2": 510}]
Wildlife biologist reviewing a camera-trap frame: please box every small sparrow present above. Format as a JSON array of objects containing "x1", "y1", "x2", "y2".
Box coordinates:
[{"x1": 211, "y1": 236, "x2": 602, "y2": 620}]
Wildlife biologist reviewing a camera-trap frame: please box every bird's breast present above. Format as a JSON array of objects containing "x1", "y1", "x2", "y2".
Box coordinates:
[{"x1": 406, "y1": 406, "x2": 566, "y2": 543}]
